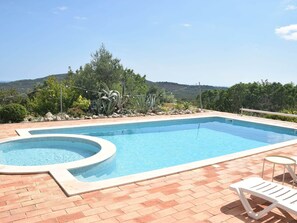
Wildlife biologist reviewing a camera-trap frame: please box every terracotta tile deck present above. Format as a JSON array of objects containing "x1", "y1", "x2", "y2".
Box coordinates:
[{"x1": 1, "y1": 113, "x2": 297, "y2": 222}]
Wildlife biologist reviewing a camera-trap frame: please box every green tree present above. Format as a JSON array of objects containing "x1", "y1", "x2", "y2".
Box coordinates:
[
  {"x1": 28, "y1": 76, "x2": 77, "y2": 115},
  {"x1": 0, "y1": 89, "x2": 27, "y2": 106},
  {"x1": 72, "y1": 45, "x2": 124, "y2": 100},
  {"x1": 70, "y1": 46, "x2": 150, "y2": 112},
  {"x1": 200, "y1": 80, "x2": 297, "y2": 114}
]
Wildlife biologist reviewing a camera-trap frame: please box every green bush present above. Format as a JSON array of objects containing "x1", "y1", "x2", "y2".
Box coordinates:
[
  {"x1": 67, "y1": 107, "x2": 85, "y2": 118},
  {"x1": 72, "y1": 95, "x2": 91, "y2": 111},
  {"x1": 264, "y1": 114, "x2": 297, "y2": 123},
  {"x1": 183, "y1": 102, "x2": 190, "y2": 110},
  {"x1": 0, "y1": 103, "x2": 27, "y2": 123},
  {"x1": 174, "y1": 103, "x2": 183, "y2": 110}
]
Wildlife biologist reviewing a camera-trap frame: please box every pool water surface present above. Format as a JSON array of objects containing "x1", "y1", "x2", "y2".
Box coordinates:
[
  {"x1": 29, "y1": 117, "x2": 297, "y2": 182},
  {"x1": 0, "y1": 137, "x2": 99, "y2": 166}
]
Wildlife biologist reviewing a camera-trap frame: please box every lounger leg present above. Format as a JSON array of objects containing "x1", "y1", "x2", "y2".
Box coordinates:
[
  {"x1": 286, "y1": 165, "x2": 297, "y2": 182},
  {"x1": 236, "y1": 189, "x2": 277, "y2": 220}
]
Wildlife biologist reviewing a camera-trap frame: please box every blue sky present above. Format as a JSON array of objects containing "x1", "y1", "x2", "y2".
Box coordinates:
[{"x1": 0, "y1": 0, "x2": 297, "y2": 86}]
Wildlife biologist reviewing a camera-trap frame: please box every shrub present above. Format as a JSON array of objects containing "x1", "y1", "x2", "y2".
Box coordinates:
[
  {"x1": 183, "y1": 102, "x2": 190, "y2": 110},
  {"x1": 0, "y1": 103, "x2": 27, "y2": 123},
  {"x1": 72, "y1": 95, "x2": 91, "y2": 111},
  {"x1": 174, "y1": 103, "x2": 183, "y2": 110},
  {"x1": 264, "y1": 114, "x2": 297, "y2": 123},
  {"x1": 67, "y1": 107, "x2": 85, "y2": 118}
]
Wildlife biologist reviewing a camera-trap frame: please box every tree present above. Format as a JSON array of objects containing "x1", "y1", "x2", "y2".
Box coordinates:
[
  {"x1": 0, "y1": 89, "x2": 27, "y2": 106},
  {"x1": 90, "y1": 45, "x2": 123, "y2": 89},
  {"x1": 200, "y1": 81, "x2": 297, "y2": 114},
  {"x1": 72, "y1": 45, "x2": 123, "y2": 100},
  {"x1": 28, "y1": 76, "x2": 77, "y2": 115},
  {"x1": 70, "y1": 46, "x2": 150, "y2": 111}
]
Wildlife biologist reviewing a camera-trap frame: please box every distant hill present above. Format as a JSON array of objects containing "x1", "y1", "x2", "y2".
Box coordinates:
[
  {"x1": 147, "y1": 81, "x2": 227, "y2": 101},
  {"x1": 0, "y1": 74, "x2": 227, "y2": 101},
  {"x1": 0, "y1": 74, "x2": 67, "y2": 93}
]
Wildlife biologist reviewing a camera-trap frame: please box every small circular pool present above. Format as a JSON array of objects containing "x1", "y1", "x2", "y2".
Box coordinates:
[{"x1": 0, "y1": 134, "x2": 116, "y2": 173}]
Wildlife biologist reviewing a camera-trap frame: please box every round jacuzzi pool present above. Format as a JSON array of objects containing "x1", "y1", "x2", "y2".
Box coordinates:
[{"x1": 0, "y1": 134, "x2": 116, "y2": 173}]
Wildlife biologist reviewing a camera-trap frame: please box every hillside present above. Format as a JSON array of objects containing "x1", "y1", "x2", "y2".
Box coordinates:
[
  {"x1": 0, "y1": 74, "x2": 67, "y2": 93},
  {"x1": 147, "y1": 81, "x2": 227, "y2": 101},
  {"x1": 0, "y1": 74, "x2": 226, "y2": 101}
]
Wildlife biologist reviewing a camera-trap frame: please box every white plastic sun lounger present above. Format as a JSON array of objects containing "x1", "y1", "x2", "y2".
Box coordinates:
[{"x1": 230, "y1": 177, "x2": 297, "y2": 220}]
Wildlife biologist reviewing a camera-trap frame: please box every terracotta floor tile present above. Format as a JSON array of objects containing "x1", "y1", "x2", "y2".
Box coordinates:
[
  {"x1": 151, "y1": 215, "x2": 177, "y2": 223},
  {"x1": 172, "y1": 209, "x2": 196, "y2": 220},
  {"x1": 116, "y1": 211, "x2": 141, "y2": 222},
  {"x1": 82, "y1": 206, "x2": 106, "y2": 216},
  {"x1": 153, "y1": 207, "x2": 177, "y2": 218},
  {"x1": 134, "y1": 214, "x2": 155, "y2": 222},
  {"x1": 73, "y1": 214, "x2": 100, "y2": 223},
  {"x1": 41, "y1": 210, "x2": 67, "y2": 221},
  {"x1": 99, "y1": 210, "x2": 124, "y2": 220},
  {"x1": 173, "y1": 202, "x2": 194, "y2": 212},
  {"x1": 0, "y1": 212, "x2": 26, "y2": 223},
  {"x1": 191, "y1": 211, "x2": 213, "y2": 221},
  {"x1": 1, "y1": 113, "x2": 297, "y2": 222},
  {"x1": 105, "y1": 201, "x2": 127, "y2": 211},
  {"x1": 56, "y1": 211, "x2": 85, "y2": 223},
  {"x1": 13, "y1": 215, "x2": 43, "y2": 223},
  {"x1": 158, "y1": 200, "x2": 179, "y2": 209}
]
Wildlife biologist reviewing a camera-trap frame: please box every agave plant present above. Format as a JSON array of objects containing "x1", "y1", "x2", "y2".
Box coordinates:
[
  {"x1": 134, "y1": 94, "x2": 156, "y2": 113},
  {"x1": 97, "y1": 89, "x2": 120, "y2": 116}
]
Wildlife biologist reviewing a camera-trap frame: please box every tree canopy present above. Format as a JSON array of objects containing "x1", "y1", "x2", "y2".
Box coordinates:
[{"x1": 199, "y1": 80, "x2": 297, "y2": 113}]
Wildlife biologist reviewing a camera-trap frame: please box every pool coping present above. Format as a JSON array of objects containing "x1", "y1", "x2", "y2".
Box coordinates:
[{"x1": 10, "y1": 113, "x2": 297, "y2": 196}]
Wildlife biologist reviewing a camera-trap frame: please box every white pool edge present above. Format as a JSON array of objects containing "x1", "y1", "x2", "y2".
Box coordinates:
[{"x1": 11, "y1": 113, "x2": 297, "y2": 196}]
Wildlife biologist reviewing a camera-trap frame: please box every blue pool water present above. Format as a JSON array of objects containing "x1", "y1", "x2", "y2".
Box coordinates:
[
  {"x1": 30, "y1": 117, "x2": 297, "y2": 182},
  {"x1": 0, "y1": 137, "x2": 98, "y2": 166}
]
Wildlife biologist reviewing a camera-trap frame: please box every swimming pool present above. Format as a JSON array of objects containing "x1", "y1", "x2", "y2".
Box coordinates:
[
  {"x1": 28, "y1": 116, "x2": 297, "y2": 184},
  {"x1": 0, "y1": 136, "x2": 98, "y2": 166},
  {"x1": 0, "y1": 134, "x2": 116, "y2": 174}
]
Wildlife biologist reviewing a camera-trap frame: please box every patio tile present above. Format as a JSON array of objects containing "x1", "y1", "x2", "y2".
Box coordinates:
[
  {"x1": 0, "y1": 113, "x2": 297, "y2": 222},
  {"x1": 56, "y1": 211, "x2": 85, "y2": 222}
]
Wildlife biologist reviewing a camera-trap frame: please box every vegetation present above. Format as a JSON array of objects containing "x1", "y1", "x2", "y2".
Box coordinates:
[
  {"x1": 0, "y1": 77, "x2": 224, "y2": 101},
  {"x1": 0, "y1": 45, "x2": 180, "y2": 122},
  {"x1": 27, "y1": 77, "x2": 77, "y2": 115},
  {"x1": 72, "y1": 95, "x2": 91, "y2": 112},
  {"x1": 0, "y1": 89, "x2": 27, "y2": 106},
  {"x1": 0, "y1": 103, "x2": 27, "y2": 123},
  {"x1": 0, "y1": 74, "x2": 67, "y2": 94},
  {"x1": 147, "y1": 81, "x2": 226, "y2": 101},
  {"x1": 2, "y1": 44, "x2": 296, "y2": 124},
  {"x1": 67, "y1": 107, "x2": 85, "y2": 118},
  {"x1": 97, "y1": 89, "x2": 121, "y2": 116},
  {"x1": 199, "y1": 80, "x2": 297, "y2": 114}
]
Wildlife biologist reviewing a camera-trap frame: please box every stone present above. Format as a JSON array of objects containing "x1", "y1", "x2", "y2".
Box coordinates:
[{"x1": 45, "y1": 112, "x2": 54, "y2": 118}]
